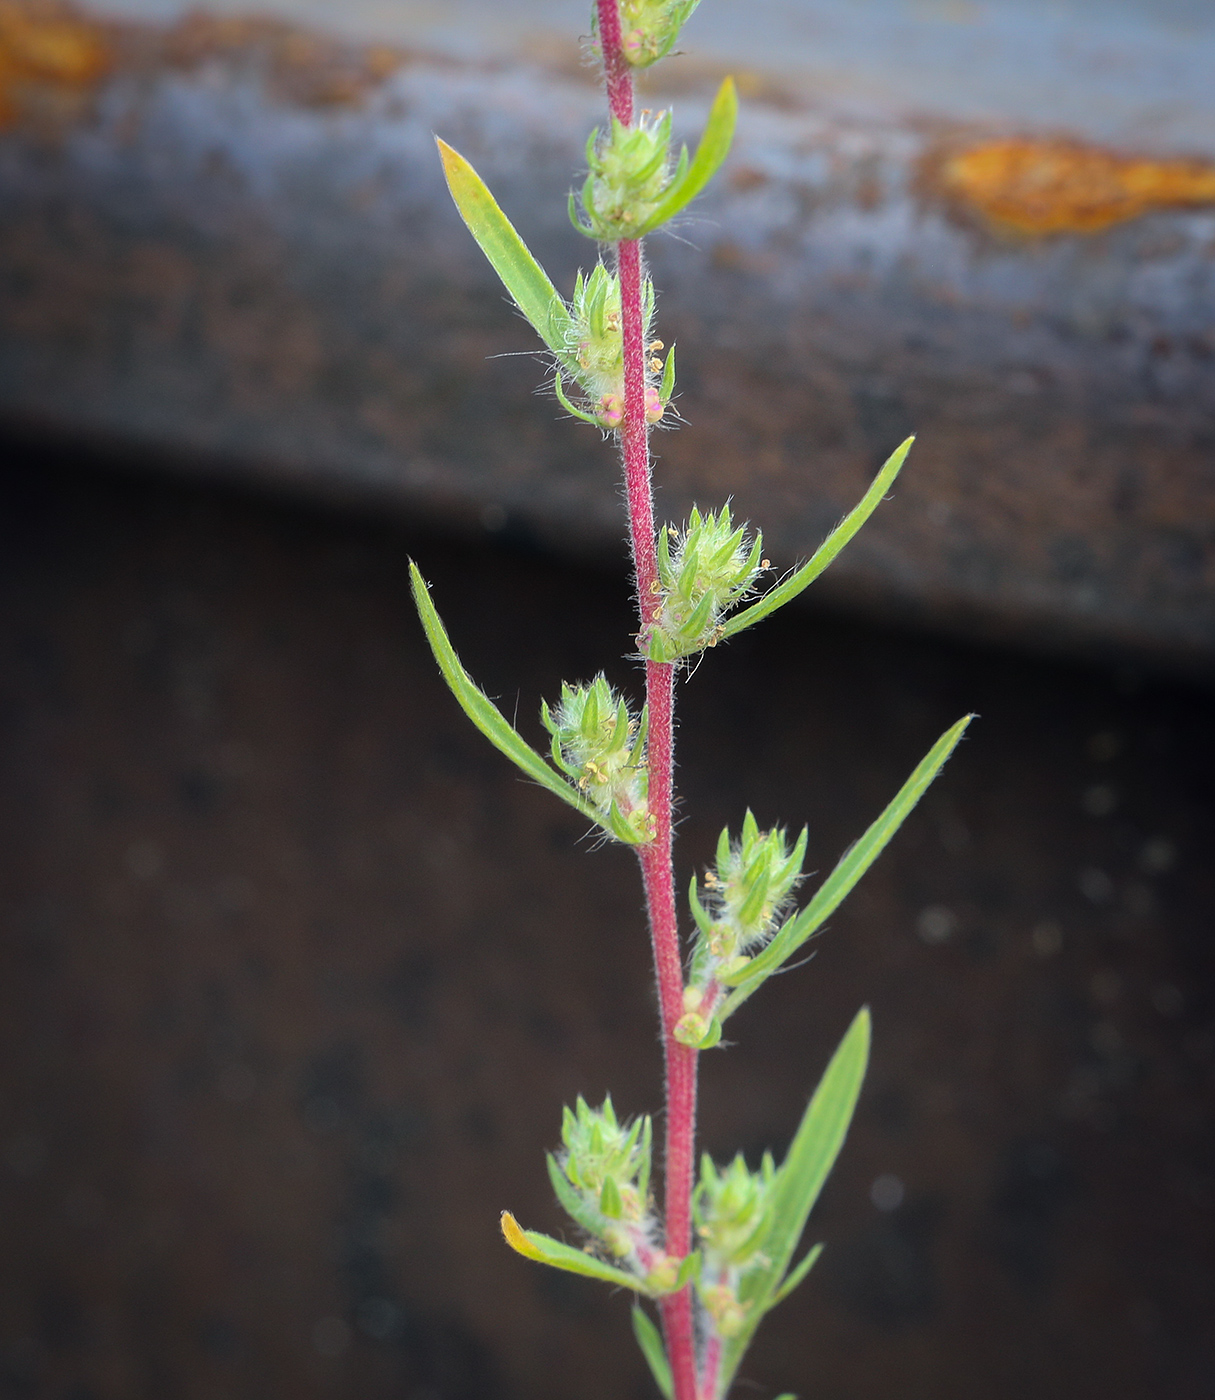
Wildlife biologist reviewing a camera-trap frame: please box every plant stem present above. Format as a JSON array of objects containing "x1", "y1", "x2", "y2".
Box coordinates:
[
  {"x1": 596, "y1": 0, "x2": 634, "y2": 126},
  {"x1": 701, "y1": 1329, "x2": 723, "y2": 1400},
  {"x1": 596, "y1": 4, "x2": 699, "y2": 1399}
]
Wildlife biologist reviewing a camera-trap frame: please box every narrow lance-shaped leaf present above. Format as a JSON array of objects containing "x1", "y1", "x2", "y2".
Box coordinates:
[
  {"x1": 636, "y1": 77, "x2": 738, "y2": 235},
  {"x1": 768, "y1": 1241, "x2": 823, "y2": 1307},
  {"x1": 715, "y1": 1010, "x2": 870, "y2": 1395},
  {"x1": 720, "y1": 437, "x2": 914, "y2": 641},
  {"x1": 659, "y1": 344, "x2": 677, "y2": 405},
  {"x1": 631, "y1": 1306, "x2": 674, "y2": 1400},
  {"x1": 546, "y1": 1153, "x2": 603, "y2": 1237},
  {"x1": 436, "y1": 139, "x2": 574, "y2": 368},
  {"x1": 409, "y1": 563, "x2": 651, "y2": 845},
  {"x1": 500, "y1": 1213, "x2": 652, "y2": 1292},
  {"x1": 721, "y1": 715, "x2": 973, "y2": 1014},
  {"x1": 555, "y1": 369, "x2": 602, "y2": 425}
]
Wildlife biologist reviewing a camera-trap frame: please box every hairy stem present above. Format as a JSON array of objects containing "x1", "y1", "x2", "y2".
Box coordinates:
[
  {"x1": 596, "y1": 0, "x2": 634, "y2": 126},
  {"x1": 641, "y1": 660, "x2": 698, "y2": 1400},
  {"x1": 596, "y1": 4, "x2": 699, "y2": 1398},
  {"x1": 701, "y1": 1328, "x2": 723, "y2": 1400}
]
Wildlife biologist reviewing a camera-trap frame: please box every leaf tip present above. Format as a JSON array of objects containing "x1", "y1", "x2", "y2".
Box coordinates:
[
  {"x1": 407, "y1": 559, "x2": 430, "y2": 603},
  {"x1": 435, "y1": 137, "x2": 477, "y2": 201},
  {"x1": 882, "y1": 436, "x2": 915, "y2": 479},
  {"x1": 947, "y1": 712, "x2": 977, "y2": 746},
  {"x1": 500, "y1": 1211, "x2": 543, "y2": 1261}
]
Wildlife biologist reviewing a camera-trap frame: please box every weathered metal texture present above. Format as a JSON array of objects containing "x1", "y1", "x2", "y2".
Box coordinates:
[{"x1": 1, "y1": 3, "x2": 1214, "y2": 667}]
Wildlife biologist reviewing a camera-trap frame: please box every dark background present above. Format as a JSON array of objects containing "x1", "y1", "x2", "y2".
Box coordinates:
[{"x1": 0, "y1": 438, "x2": 1212, "y2": 1400}]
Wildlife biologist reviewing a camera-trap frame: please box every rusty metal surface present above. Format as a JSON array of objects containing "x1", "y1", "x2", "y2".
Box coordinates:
[
  {"x1": 1, "y1": 449, "x2": 1214, "y2": 1399},
  {"x1": 0, "y1": 2, "x2": 1214, "y2": 667}
]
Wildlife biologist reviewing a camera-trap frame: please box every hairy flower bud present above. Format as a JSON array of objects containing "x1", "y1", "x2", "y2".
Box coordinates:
[
  {"x1": 568, "y1": 263, "x2": 626, "y2": 396},
  {"x1": 693, "y1": 1152, "x2": 774, "y2": 1340},
  {"x1": 556, "y1": 264, "x2": 669, "y2": 430},
  {"x1": 548, "y1": 1097, "x2": 657, "y2": 1271},
  {"x1": 542, "y1": 677, "x2": 652, "y2": 841},
  {"x1": 561, "y1": 1096, "x2": 650, "y2": 1200},
  {"x1": 695, "y1": 1151, "x2": 775, "y2": 1267},
  {"x1": 647, "y1": 506, "x2": 764, "y2": 660},
  {"x1": 681, "y1": 812, "x2": 807, "y2": 1034},
  {"x1": 575, "y1": 110, "x2": 675, "y2": 241},
  {"x1": 612, "y1": 0, "x2": 702, "y2": 70},
  {"x1": 699, "y1": 1280, "x2": 750, "y2": 1338},
  {"x1": 702, "y1": 811, "x2": 807, "y2": 958}
]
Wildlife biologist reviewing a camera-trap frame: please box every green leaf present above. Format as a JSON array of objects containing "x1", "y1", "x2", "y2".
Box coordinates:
[
  {"x1": 500, "y1": 1213, "x2": 649, "y2": 1292},
  {"x1": 547, "y1": 1153, "x2": 603, "y2": 1237},
  {"x1": 409, "y1": 563, "x2": 651, "y2": 845},
  {"x1": 720, "y1": 437, "x2": 914, "y2": 641},
  {"x1": 554, "y1": 369, "x2": 602, "y2": 426},
  {"x1": 675, "y1": 1251, "x2": 701, "y2": 1290},
  {"x1": 716, "y1": 1011, "x2": 870, "y2": 1394},
  {"x1": 437, "y1": 139, "x2": 573, "y2": 367},
  {"x1": 631, "y1": 1306, "x2": 674, "y2": 1400},
  {"x1": 636, "y1": 78, "x2": 738, "y2": 235},
  {"x1": 601, "y1": 1174, "x2": 625, "y2": 1219},
  {"x1": 721, "y1": 714, "x2": 973, "y2": 1016},
  {"x1": 768, "y1": 1242, "x2": 823, "y2": 1307},
  {"x1": 659, "y1": 344, "x2": 677, "y2": 405}
]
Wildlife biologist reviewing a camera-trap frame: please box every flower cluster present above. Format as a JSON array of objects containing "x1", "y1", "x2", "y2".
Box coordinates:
[
  {"x1": 542, "y1": 676, "x2": 652, "y2": 841},
  {"x1": 573, "y1": 110, "x2": 675, "y2": 240},
  {"x1": 647, "y1": 506, "x2": 765, "y2": 661},
  {"x1": 548, "y1": 1097, "x2": 675, "y2": 1287},
  {"x1": 694, "y1": 1152, "x2": 777, "y2": 1337},
  {"x1": 676, "y1": 813, "x2": 806, "y2": 1046},
  {"x1": 557, "y1": 264, "x2": 667, "y2": 428},
  {"x1": 617, "y1": 0, "x2": 703, "y2": 68}
]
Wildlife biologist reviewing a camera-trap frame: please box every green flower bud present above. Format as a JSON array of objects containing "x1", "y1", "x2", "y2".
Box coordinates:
[
  {"x1": 695, "y1": 1151, "x2": 775, "y2": 1269},
  {"x1": 644, "y1": 1252, "x2": 680, "y2": 1293},
  {"x1": 701, "y1": 811, "x2": 807, "y2": 956},
  {"x1": 647, "y1": 506, "x2": 765, "y2": 661},
  {"x1": 555, "y1": 265, "x2": 669, "y2": 430},
  {"x1": 560, "y1": 1096, "x2": 651, "y2": 1203},
  {"x1": 617, "y1": 0, "x2": 702, "y2": 69},
  {"x1": 574, "y1": 110, "x2": 675, "y2": 241},
  {"x1": 548, "y1": 1097, "x2": 658, "y2": 1272},
  {"x1": 674, "y1": 987, "x2": 722, "y2": 1049},
  {"x1": 682, "y1": 813, "x2": 806, "y2": 1027},
  {"x1": 673, "y1": 1011, "x2": 711, "y2": 1047},
  {"x1": 698, "y1": 1280, "x2": 750, "y2": 1339},
  {"x1": 567, "y1": 262, "x2": 626, "y2": 399},
  {"x1": 542, "y1": 677, "x2": 651, "y2": 840}
]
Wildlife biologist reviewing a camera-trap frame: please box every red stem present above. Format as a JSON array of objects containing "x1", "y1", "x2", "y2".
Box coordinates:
[
  {"x1": 596, "y1": 0, "x2": 634, "y2": 125},
  {"x1": 595, "y1": 6, "x2": 699, "y2": 1400}
]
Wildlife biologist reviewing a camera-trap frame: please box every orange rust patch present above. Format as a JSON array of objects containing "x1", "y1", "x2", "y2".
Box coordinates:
[
  {"x1": 938, "y1": 137, "x2": 1215, "y2": 236},
  {"x1": 0, "y1": 0, "x2": 109, "y2": 126},
  {"x1": 0, "y1": 2, "x2": 414, "y2": 129}
]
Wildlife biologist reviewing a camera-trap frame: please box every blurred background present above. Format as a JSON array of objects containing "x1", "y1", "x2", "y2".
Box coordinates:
[{"x1": 1, "y1": 2, "x2": 1213, "y2": 1398}]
